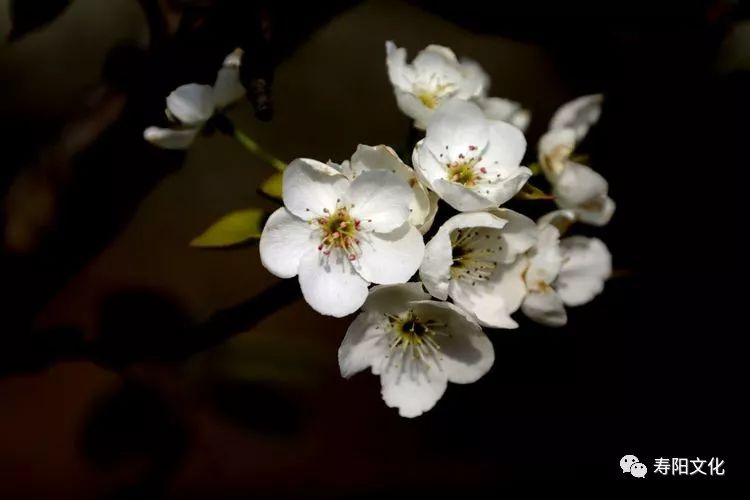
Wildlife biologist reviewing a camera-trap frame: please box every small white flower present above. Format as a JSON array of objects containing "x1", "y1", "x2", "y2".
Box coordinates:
[
  {"x1": 331, "y1": 144, "x2": 439, "y2": 234},
  {"x1": 338, "y1": 283, "x2": 494, "y2": 418},
  {"x1": 519, "y1": 222, "x2": 568, "y2": 326},
  {"x1": 549, "y1": 94, "x2": 603, "y2": 142},
  {"x1": 412, "y1": 99, "x2": 531, "y2": 212},
  {"x1": 419, "y1": 210, "x2": 536, "y2": 328},
  {"x1": 144, "y1": 49, "x2": 246, "y2": 150},
  {"x1": 539, "y1": 121, "x2": 615, "y2": 226},
  {"x1": 386, "y1": 41, "x2": 488, "y2": 129},
  {"x1": 477, "y1": 96, "x2": 531, "y2": 132},
  {"x1": 259, "y1": 159, "x2": 425, "y2": 318},
  {"x1": 492, "y1": 216, "x2": 612, "y2": 327}
]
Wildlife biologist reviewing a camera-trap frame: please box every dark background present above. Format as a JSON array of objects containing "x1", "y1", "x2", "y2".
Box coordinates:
[{"x1": 0, "y1": 0, "x2": 746, "y2": 496}]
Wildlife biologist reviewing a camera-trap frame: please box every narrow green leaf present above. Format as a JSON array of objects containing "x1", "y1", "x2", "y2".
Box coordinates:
[
  {"x1": 190, "y1": 208, "x2": 265, "y2": 248},
  {"x1": 259, "y1": 172, "x2": 283, "y2": 200}
]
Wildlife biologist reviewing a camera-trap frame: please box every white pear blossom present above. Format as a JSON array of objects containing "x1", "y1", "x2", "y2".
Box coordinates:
[
  {"x1": 386, "y1": 42, "x2": 488, "y2": 129},
  {"x1": 477, "y1": 96, "x2": 531, "y2": 132},
  {"x1": 144, "y1": 49, "x2": 246, "y2": 150},
  {"x1": 419, "y1": 210, "x2": 536, "y2": 328},
  {"x1": 539, "y1": 111, "x2": 615, "y2": 226},
  {"x1": 486, "y1": 216, "x2": 612, "y2": 327},
  {"x1": 259, "y1": 159, "x2": 425, "y2": 318},
  {"x1": 549, "y1": 94, "x2": 603, "y2": 141},
  {"x1": 338, "y1": 283, "x2": 494, "y2": 418},
  {"x1": 331, "y1": 144, "x2": 439, "y2": 234},
  {"x1": 519, "y1": 222, "x2": 568, "y2": 326},
  {"x1": 412, "y1": 99, "x2": 531, "y2": 212}
]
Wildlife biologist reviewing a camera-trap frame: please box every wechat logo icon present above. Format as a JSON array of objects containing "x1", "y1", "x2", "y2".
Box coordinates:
[{"x1": 621, "y1": 455, "x2": 647, "y2": 478}]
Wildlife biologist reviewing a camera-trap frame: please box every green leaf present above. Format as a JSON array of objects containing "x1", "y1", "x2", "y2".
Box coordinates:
[
  {"x1": 259, "y1": 172, "x2": 283, "y2": 200},
  {"x1": 190, "y1": 208, "x2": 266, "y2": 248}
]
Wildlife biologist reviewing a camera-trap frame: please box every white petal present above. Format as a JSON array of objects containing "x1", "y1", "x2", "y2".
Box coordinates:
[
  {"x1": 413, "y1": 45, "x2": 461, "y2": 82},
  {"x1": 408, "y1": 300, "x2": 493, "y2": 383},
  {"x1": 488, "y1": 208, "x2": 538, "y2": 263},
  {"x1": 222, "y1": 48, "x2": 243, "y2": 67},
  {"x1": 566, "y1": 195, "x2": 616, "y2": 227},
  {"x1": 355, "y1": 223, "x2": 425, "y2": 285},
  {"x1": 525, "y1": 224, "x2": 563, "y2": 287},
  {"x1": 557, "y1": 237, "x2": 611, "y2": 306},
  {"x1": 554, "y1": 162, "x2": 608, "y2": 206},
  {"x1": 338, "y1": 311, "x2": 389, "y2": 378},
  {"x1": 394, "y1": 90, "x2": 433, "y2": 129},
  {"x1": 522, "y1": 289, "x2": 567, "y2": 327},
  {"x1": 413, "y1": 139, "x2": 444, "y2": 188},
  {"x1": 166, "y1": 83, "x2": 215, "y2": 126},
  {"x1": 416, "y1": 189, "x2": 439, "y2": 234},
  {"x1": 420, "y1": 44, "x2": 459, "y2": 63},
  {"x1": 457, "y1": 58, "x2": 489, "y2": 99},
  {"x1": 424, "y1": 100, "x2": 489, "y2": 163},
  {"x1": 327, "y1": 159, "x2": 353, "y2": 178},
  {"x1": 213, "y1": 66, "x2": 245, "y2": 109},
  {"x1": 363, "y1": 283, "x2": 431, "y2": 315},
  {"x1": 259, "y1": 208, "x2": 317, "y2": 279},
  {"x1": 349, "y1": 144, "x2": 413, "y2": 183},
  {"x1": 480, "y1": 120, "x2": 527, "y2": 169},
  {"x1": 538, "y1": 128, "x2": 576, "y2": 181},
  {"x1": 385, "y1": 41, "x2": 414, "y2": 92},
  {"x1": 538, "y1": 209, "x2": 576, "y2": 236},
  {"x1": 297, "y1": 249, "x2": 370, "y2": 317},
  {"x1": 420, "y1": 212, "x2": 507, "y2": 300},
  {"x1": 480, "y1": 167, "x2": 533, "y2": 208},
  {"x1": 432, "y1": 179, "x2": 496, "y2": 211},
  {"x1": 143, "y1": 126, "x2": 199, "y2": 150},
  {"x1": 347, "y1": 170, "x2": 412, "y2": 233},
  {"x1": 510, "y1": 108, "x2": 531, "y2": 132},
  {"x1": 282, "y1": 158, "x2": 348, "y2": 220},
  {"x1": 450, "y1": 256, "x2": 528, "y2": 329},
  {"x1": 480, "y1": 97, "x2": 520, "y2": 122},
  {"x1": 379, "y1": 357, "x2": 448, "y2": 418},
  {"x1": 549, "y1": 94, "x2": 603, "y2": 141}
]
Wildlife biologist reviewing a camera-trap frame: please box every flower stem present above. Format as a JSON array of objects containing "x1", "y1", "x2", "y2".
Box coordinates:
[
  {"x1": 516, "y1": 182, "x2": 554, "y2": 200},
  {"x1": 233, "y1": 129, "x2": 286, "y2": 172}
]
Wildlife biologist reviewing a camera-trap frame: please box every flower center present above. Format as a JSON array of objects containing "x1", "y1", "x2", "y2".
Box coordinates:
[
  {"x1": 315, "y1": 205, "x2": 361, "y2": 260},
  {"x1": 386, "y1": 310, "x2": 446, "y2": 363},
  {"x1": 449, "y1": 228, "x2": 500, "y2": 285},
  {"x1": 446, "y1": 156, "x2": 486, "y2": 187},
  {"x1": 418, "y1": 92, "x2": 440, "y2": 109},
  {"x1": 542, "y1": 144, "x2": 573, "y2": 177},
  {"x1": 416, "y1": 82, "x2": 455, "y2": 110}
]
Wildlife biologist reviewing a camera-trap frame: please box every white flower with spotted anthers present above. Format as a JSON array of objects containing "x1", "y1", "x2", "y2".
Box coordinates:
[
  {"x1": 488, "y1": 214, "x2": 612, "y2": 327},
  {"x1": 539, "y1": 128, "x2": 615, "y2": 226},
  {"x1": 144, "y1": 49, "x2": 246, "y2": 150},
  {"x1": 331, "y1": 144, "x2": 439, "y2": 234},
  {"x1": 386, "y1": 41, "x2": 488, "y2": 129},
  {"x1": 419, "y1": 209, "x2": 537, "y2": 329},
  {"x1": 259, "y1": 158, "x2": 425, "y2": 318},
  {"x1": 338, "y1": 283, "x2": 494, "y2": 418},
  {"x1": 412, "y1": 99, "x2": 531, "y2": 212}
]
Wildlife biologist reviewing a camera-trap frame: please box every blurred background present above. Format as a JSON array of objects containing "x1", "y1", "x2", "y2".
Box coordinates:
[{"x1": 0, "y1": 0, "x2": 746, "y2": 496}]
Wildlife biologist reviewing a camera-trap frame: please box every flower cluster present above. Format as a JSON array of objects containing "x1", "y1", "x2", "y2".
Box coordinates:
[{"x1": 256, "y1": 42, "x2": 615, "y2": 417}]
